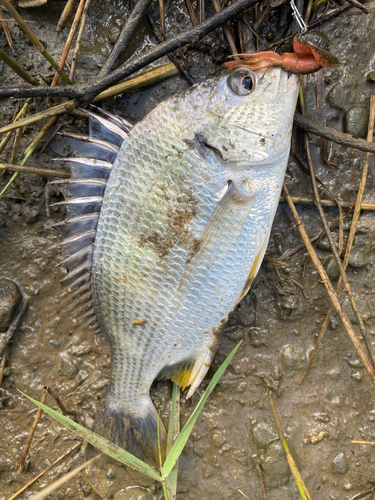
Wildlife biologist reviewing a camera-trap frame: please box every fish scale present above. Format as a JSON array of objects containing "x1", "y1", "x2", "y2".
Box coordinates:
[{"x1": 53, "y1": 68, "x2": 299, "y2": 476}]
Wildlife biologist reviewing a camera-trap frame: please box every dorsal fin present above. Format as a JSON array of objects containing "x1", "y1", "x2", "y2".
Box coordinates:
[{"x1": 52, "y1": 107, "x2": 130, "y2": 329}]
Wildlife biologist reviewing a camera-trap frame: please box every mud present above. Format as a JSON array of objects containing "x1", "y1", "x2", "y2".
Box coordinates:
[{"x1": 1, "y1": 1, "x2": 375, "y2": 499}]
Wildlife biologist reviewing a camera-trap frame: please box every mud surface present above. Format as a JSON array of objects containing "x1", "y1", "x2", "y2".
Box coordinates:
[{"x1": 1, "y1": 1, "x2": 375, "y2": 499}]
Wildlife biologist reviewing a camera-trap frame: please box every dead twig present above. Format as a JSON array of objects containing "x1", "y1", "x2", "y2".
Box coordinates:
[
  {"x1": 0, "y1": 48, "x2": 39, "y2": 86},
  {"x1": 283, "y1": 183, "x2": 375, "y2": 383},
  {"x1": 300, "y1": 95, "x2": 375, "y2": 383},
  {"x1": 69, "y1": 0, "x2": 93, "y2": 81},
  {"x1": 0, "y1": 163, "x2": 70, "y2": 177},
  {"x1": 18, "y1": 387, "x2": 48, "y2": 472},
  {"x1": 51, "y1": 0, "x2": 86, "y2": 86},
  {"x1": 0, "y1": 0, "x2": 71, "y2": 84},
  {"x1": 0, "y1": 63, "x2": 179, "y2": 135},
  {"x1": 159, "y1": 0, "x2": 165, "y2": 36},
  {"x1": 10, "y1": 101, "x2": 29, "y2": 164},
  {"x1": 294, "y1": 112, "x2": 375, "y2": 154},
  {"x1": 266, "y1": 386, "x2": 312, "y2": 500},
  {"x1": 345, "y1": 0, "x2": 370, "y2": 13},
  {"x1": 98, "y1": 0, "x2": 153, "y2": 77},
  {"x1": 0, "y1": 100, "x2": 31, "y2": 156},
  {"x1": 7, "y1": 442, "x2": 81, "y2": 500},
  {"x1": 185, "y1": 0, "x2": 198, "y2": 24},
  {"x1": 56, "y1": 0, "x2": 77, "y2": 32},
  {"x1": 279, "y1": 195, "x2": 375, "y2": 211},
  {"x1": 0, "y1": 5, "x2": 17, "y2": 57},
  {"x1": 0, "y1": 0, "x2": 261, "y2": 101},
  {"x1": 211, "y1": 0, "x2": 238, "y2": 55},
  {"x1": 47, "y1": 387, "x2": 77, "y2": 417}
]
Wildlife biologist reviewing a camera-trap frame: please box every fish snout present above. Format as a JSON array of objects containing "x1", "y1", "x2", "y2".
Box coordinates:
[{"x1": 278, "y1": 69, "x2": 299, "y2": 95}]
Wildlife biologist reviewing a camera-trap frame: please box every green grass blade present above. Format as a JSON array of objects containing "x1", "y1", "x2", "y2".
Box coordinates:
[
  {"x1": 162, "y1": 341, "x2": 242, "y2": 477},
  {"x1": 19, "y1": 391, "x2": 162, "y2": 482},
  {"x1": 165, "y1": 383, "x2": 180, "y2": 500}
]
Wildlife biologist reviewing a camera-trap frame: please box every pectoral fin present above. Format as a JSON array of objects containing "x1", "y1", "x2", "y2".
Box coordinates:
[{"x1": 174, "y1": 181, "x2": 255, "y2": 305}]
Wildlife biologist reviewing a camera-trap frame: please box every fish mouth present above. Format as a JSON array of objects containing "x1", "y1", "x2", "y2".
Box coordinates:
[{"x1": 278, "y1": 69, "x2": 299, "y2": 94}]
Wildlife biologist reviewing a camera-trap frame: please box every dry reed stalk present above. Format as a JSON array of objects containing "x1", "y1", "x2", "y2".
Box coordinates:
[
  {"x1": 18, "y1": 387, "x2": 48, "y2": 472},
  {"x1": 300, "y1": 95, "x2": 375, "y2": 383},
  {"x1": 211, "y1": 0, "x2": 238, "y2": 55},
  {"x1": 56, "y1": 0, "x2": 77, "y2": 32},
  {"x1": 283, "y1": 183, "x2": 375, "y2": 382},
  {"x1": 51, "y1": 0, "x2": 86, "y2": 86},
  {"x1": 69, "y1": 0, "x2": 92, "y2": 81},
  {"x1": 0, "y1": 5, "x2": 17, "y2": 57},
  {"x1": 0, "y1": 48, "x2": 39, "y2": 85},
  {"x1": 10, "y1": 102, "x2": 29, "y2": 164},
  {"x1": 0, "y1": 163, "x2": 70, "y2": 177}
]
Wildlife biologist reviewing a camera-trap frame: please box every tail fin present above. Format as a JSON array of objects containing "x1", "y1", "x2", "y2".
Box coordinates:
[{"x1": 86, "y1": 396, "x2": 167, "y2": 469}]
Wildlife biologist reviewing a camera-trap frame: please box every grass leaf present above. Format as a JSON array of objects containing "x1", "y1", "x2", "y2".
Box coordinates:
[
  {"x1": 19, "y1": 391, "x2": 163, "y2": 482},
  {"x1": 162, "y1": 341, "x2": 242, "y2": 477},
  {"x1": 165, "y1": 382, "x2": 181, "y2": 499}
]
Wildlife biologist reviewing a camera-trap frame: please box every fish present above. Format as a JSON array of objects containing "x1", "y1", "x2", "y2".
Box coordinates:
[{"x1": 52, "y1": 65, "x2": 299, "y2": 478}]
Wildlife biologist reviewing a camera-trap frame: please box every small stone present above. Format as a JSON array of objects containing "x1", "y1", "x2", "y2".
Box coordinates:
[
  {"x1": 330, "y1": 453, "x2": 348, "y2": 474},
  {"x1": 258, "y1": 441, "x2": 290, "y2": 488},
  {"x1": 226, "y1": 326, "x2": 244, "y2": 341},
  {"x1": 23, "y1": 204, "x2": 41, "y2": 225},
  {"x1": 323, "y1": 256, "x2": 339, "y2": 281},
  {"x1": 343, "y1": 106, "x2": 369, "y2": 138},
  {"x1": 0, "y1": 201, "x2": 10, "y2": 215},
  {"x1": 253, "y1": 422, "x2": 278, "y2": 447},
  {"x1": 106, "y1": 468, "x2": 116, "y2": 479},
  {"x1": 209, "y1": 66, "x2": 217, "y2": 75},
  {"x1": 280, "y1": 345, "x2": 306, "y2": 370},
  {"x1": 248, "y1": 327, "x2": 262, "y2": 346},
  {"x1": 107, "y1": 26, "x2": 121, "y2": 45},
  {"x1": 311, "y1": 431, "x2": 325, "y2": 444},
  {"x1": 59, "y1": 355, "x2": 79, "y2": 379},
  {"x1": 0, "y1": 278, "x2": 22, "y2": 331},
  {"x1": 348, "y1": 238, "x2": 369, "y2": 269},
  {"x1": 367, "y1": 71, "x2": 375, "y2": 83},
  {"x1": 326, "y1": 83, "x2": 355, "y2": 110},
  {"x1": 350, "y1": 370, "x2": 363, "y2": 381},
  {"x1": 113, "y1": 487, "x2": 155, "y2": 500}
]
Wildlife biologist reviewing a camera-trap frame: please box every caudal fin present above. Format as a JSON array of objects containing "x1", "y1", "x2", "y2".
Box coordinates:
[{"x1": 86, "y1": 396, "x2": 166, "y2": 469}]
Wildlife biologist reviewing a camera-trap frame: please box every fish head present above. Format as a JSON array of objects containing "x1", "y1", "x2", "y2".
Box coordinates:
[{"x1": 191, "y1": 67, "x2": 300, "y2": 165}]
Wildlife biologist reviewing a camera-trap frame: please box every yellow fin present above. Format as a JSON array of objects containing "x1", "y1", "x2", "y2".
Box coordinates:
[{"x1": 163, "y1": 360, "x2": 195, "y2": 390}]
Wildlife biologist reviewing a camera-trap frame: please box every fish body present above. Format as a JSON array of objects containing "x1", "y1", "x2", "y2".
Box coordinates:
[{"x1": 55, "y1": 67, "x2": 299, "y2": 466}]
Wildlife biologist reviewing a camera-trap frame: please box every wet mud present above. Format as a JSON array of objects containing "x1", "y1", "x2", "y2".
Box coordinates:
[{"x1": 1, "y1": 1, "x2": 375, "y2": 499}]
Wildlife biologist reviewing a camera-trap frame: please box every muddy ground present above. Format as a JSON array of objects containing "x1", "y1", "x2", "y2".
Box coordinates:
[{"x1": 1, "y1": 1, "x2": 375, "y2": 499}]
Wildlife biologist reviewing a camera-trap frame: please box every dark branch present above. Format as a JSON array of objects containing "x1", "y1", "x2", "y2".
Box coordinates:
[{"x1": 0, "y1": 0, "x2": 260, "y2": 102}]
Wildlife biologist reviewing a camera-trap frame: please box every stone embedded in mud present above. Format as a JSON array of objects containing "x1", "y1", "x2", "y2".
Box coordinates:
[
  {"x1": 323, "y1": 256, "x2": 340, "y2": 281},
  {"x1": 58, "y1": 355, "x2": 79, "y2": 379},
  {"x1": 225, "y1": 325, "x2": 245, "y2": 341},
  {"x1": 258, "y1": 441, "x2": 290, "y2": 488},
  {"x1": 330, "y1": 452, "x2": 348, "y2": 474},
  {"x1": 253, "y1": 422, "x2": 278, "y2": 447},
  {"x1": 326, "y1": 83, "x2": 356, "y2": 110},
  {"x1": 347, "y1": 238, "x2": 370, "y2": 269},
  {"x1": 343, "y1": 106, "x2": 369, "y2": 138},
  {"x1": 367, "y1": 71, "x2": 375, "y2": 83},
  {"x1": 280, "y1": 345, "x2": 306, "y2": 371},
  {"x1": 330, "y1": 292, "x2": 372, "y2": 330},
  {"x1": 113, "y1": 488, "x2": 155, "y2": 500},
  {"x1": 0, "y1": 278, "x2": 22, "y2": 332},
  {"x1": 23, "y1": 203, "x2": 41, "y2": 225}
]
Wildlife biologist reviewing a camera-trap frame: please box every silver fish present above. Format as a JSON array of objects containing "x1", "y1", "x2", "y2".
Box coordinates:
[{"x1": 54, "y1": 66, "x2": 299, "y2": 471}]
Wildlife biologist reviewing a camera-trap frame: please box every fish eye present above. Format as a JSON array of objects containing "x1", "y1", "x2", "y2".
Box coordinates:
[{"x1": 227, "y1": 69, "x2": 256, "y2": 96}]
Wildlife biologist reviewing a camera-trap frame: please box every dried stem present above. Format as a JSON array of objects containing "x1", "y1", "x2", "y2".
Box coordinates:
[
  {"x1": 0, "y1": 0, "x2": 72, "y2": 84},
  {"x1": 69, "y1": 0, "x2": 92, "y2": 81},
  {"x1": 300, "y1": 95, "x2": 375, "y2": 383},
  {"x1": 0, "y1": 5, "x2": 17, "y2": 57},
  {"x1": 52, "y1": 0, "x2": 86, "y2": 86},
  {"x1": 279, "y1": 195, "x2": 375, "y2": 211},
  {"x1": 18, "y1": 387, "x2": 48, "y2": 472},
  {"x1": 185, "y1": 0, "x2": 198, "y2": 24},
  {"x1": 0, "y1": 48, "x2": 39, "y2": 86},
  {"x1": 10, "y1": 101, "x2": 29, "y2": 164},
  {"x1": 0, "y1": 163, "x2": 70, "y2": 177},
  {"x1": 98, "y1": 0, "x2": 153, "y2": 77},
  {"x1": 159, "y1": 0, "x2": 165, "y2": 36},
  {"x1": 56, "y1": 0, "x2": 77, "y2": 32},
  {"x1": 345, "y1": 0, "x2": 369, "y2": 13},
  {"x1": 47, "y1": 386, "x2": 77, "y2": 417},
  {"x1": 0, "y1": 100, "x2": 30, "y2": 156},
  {"x1": 283, "y1": 183, "x2": 375, "y2": 382},
  {"x1": 0, "y1": 0, "x2": 260, "y2": 100},
  {"x1": 0, "y1": 63, "x2": 179, "y2": 135},
  {"x1": 7, "y1": 442, "x2": 81, "y2": 500},
  {"x1": 211, "y1": 0, "x2": 238, "y2": 55},
  {"x1": 294, "y1": 112, "x2": 375, "y2": 154}
]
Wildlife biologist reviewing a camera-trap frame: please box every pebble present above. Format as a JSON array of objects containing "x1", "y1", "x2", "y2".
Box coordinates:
[
  {"x1": 59, "y1": 355, "x2": 79, "y2": 379},
  {"x1": 367, "y1": 70, "x2": 375, "y2": 83},
  {"x1": 323, "y1": 256, "x2": 340, "y2": 281},
  {"x1": 0, "y1": 278, "x2": 22, "y2": 331},
  {"x1": 348, "y1": 238, "x2": 369, "y2": 269},
  {"x1": 343, "y1": 106, "x2": 369, "y2": 138},
  {"x1": 253, "y1": 422, "x2": 278, "y2": 447},
  {"x1": 23, "y1": 203, "x2": 41, "y2": 225},
  {"x1": 326, "y1": 83, "x2": 356, "y2": 110},
  {"x1": 113, "y1": 487, "x2": 155, "y2": 500},
  {"x1": 280, "y1": 345, "x2": 306, "y2": 370},
  {"x1": 226, "y1": 326, "x2": 245, "y2": 341},
  {"x1": 330, "y1": 453, "x2": 348, "y2": 474},
  {"x1": 258, "y1": 441, "x2": 290, "y2": 488}
]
